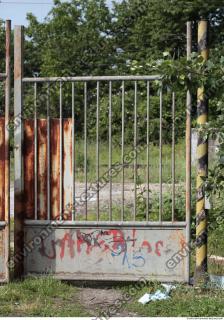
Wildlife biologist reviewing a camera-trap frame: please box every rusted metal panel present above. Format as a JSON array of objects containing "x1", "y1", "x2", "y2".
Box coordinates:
[
  {"x1": 0, "y1": 118, "x2": 5, "y2": 221},
  {"x1": 38, "y1": 119, "x2": 47, "y2": 220},
  {"x1": 51, "y1": 119, "x2": 60, "y2": 220},
  {"x1": 24, "y1": 120, "x2": 34, "y2": 219},
  {"x1": 24, "y1": 224, "x2": 189, "y2": 282},
  {"x1": 63, "y1": 119, "x2": 72, "y2": 220}
]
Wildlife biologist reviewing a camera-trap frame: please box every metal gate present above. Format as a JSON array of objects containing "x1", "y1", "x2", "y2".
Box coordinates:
[
  {"x1": 14, "y1": 25, "x2": 191, "y2": 282},
  {"x1": 0, "y1": 20, "x2": 11, "y2": 283}
]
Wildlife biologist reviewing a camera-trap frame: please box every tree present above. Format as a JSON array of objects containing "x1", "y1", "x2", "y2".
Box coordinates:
[
  {"x1": 26, "y1": 0, "x2": 114, "y2": 77},
  {"x1": 111, "y1": 0, "x2": 224, "y2": 73}
]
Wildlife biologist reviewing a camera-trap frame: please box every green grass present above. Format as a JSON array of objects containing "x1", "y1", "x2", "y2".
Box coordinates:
[
  {"x1": 75, "y1": 140, "x2": 187, "y2": 183},
  {"x1": 120, "y1": 282, "x2": 224, "y2": 317},
  {"x1": 1, "y1": 277, "x2": 223, "y2": 317},
  {"x1": 0, "y1": 277, "x2": 88, "y2": 317},
  {"x1": 208, "y1": 226, "x2": 224, "y2": 275}
]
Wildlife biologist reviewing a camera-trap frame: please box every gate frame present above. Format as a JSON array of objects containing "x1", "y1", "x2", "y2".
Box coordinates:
[
  {"x1": 0, "y1": 20, "x2": 11, "y2": 283},
  {"x1": 13, "y1": 24, "x2": 192, "y2": 283}
]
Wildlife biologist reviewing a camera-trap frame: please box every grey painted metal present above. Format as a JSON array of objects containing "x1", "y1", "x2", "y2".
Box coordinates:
[
  {"x1": 146, "y1": 81, "x2": 150, "y2": 221},
  {"x1": 34, "y1": 83, "x2": 38, "y2": 220},
  {"x1": 24, "y1": 220, "x2": 187, "y2": 227},
  {"x1": 15, "y1": 21, "x2": 190, "y2": 282},
  {"x1": 109, "y1": 81, "x2": 112, "y2": 220},
  {"x1": 24, "y1": 225, "x2": 189, "y2": 282},
  {"x1": 172, "y1": 92, "x2": 175, "y2": 222},
  {"x1": 72, "y1": 83, "x2": 75, "y2": 221},
  {"x1": 4, "y1": 20, "x2": 11, "y2": 283},
  {"x1": 121, "y1": 81, "x2": 125, "y2": 221},
  {"x1": 59, "y1": 82, "x2": 63, "y2": 220},
  {"x1": 47, "y1": 84, "x2": 51, "y2": 221},
  {"x1": 84, "y1": 82, "x2": 88, "y2": 219},
  {"x1": 134, "y1": 81, "x2": 137, "y2": 220},
  {"x1": 23, "y1": 75, "x2": 161, "y2": 83},
  {"x1": 14, "y1": 25, "x2": 24, "y2": 278},
  {"x1": 159, "y1": 89, "x2": 163, "y2": 221},
  {"x1": 96, "y1": 81, "x2": 100, "y2": 220},
  {"x1": 0, "y1": 229, "x2": 7, "y2": 280}
]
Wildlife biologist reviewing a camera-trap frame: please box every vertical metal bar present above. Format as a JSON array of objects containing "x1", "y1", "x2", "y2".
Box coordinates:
[
  {"x1": 47, "y1": 83, "x2": 51, "y2": 220},
  {"x1": 146, "y1": 81, "x2": 150, "y2": 221},
  {"x1": 5, "y1": 19, "x2": 11, "y2": 282},
  {"x1": 84, "y1": 82, "x2": 87, "y2": 219},
  {"x1": 186, "y1": 21, "x2": 192, "y2": 283},
  {"x1": 0, "y1": 119, "x2": 5, "y2": 222},
  {"x1": 134, "y1": 81, "x2": 137, "y2": 220},
  {"x1": 72, "y1": 82, "x2": 75, "y2": 221},
  {"x1": 96, "y1": 81, "x2": 100, "y2": 221},
  {"x1": 172, "y1": 92, "x2": 175, "y2": 222},
  {"x1": 159, "y1": 88, "x2": 163, "y2": 222},
  {"x1": 121, "y1": 81, "x2": 125, "y2": 221},
  {"x1": 195, "y1": 19, "x2": 209, "y2": 282},
  {"x1": 59, "y1": 82, "x2": 63, "y2": 220},
  {"x1": 109, "y1": 81, "x2": 112, "y2": 220},
  {"x1": 34, "y1": 82, "x2": 37, "y2": 220},
  {"x1": 14, "y1": 25, "x2": 24, "y2": 278}
]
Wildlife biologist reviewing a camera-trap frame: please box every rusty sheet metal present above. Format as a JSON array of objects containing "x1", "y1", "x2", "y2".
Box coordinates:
[
  {"x1": 24, "y1": 120, "x2": 35, "y2": 219},
  {"x1": 37, "y1": 119, "x2": 47, "y2": 220},
  {"x1": 63, "y1": 119, "x2": 72, "y2": 220},
  {"x1": 51, "y1": 119, "x2": 60, "y2": 220},
  {"x1": 24, "y1": 225, "x2": 189, "y2": 282},
  {"x1": 0, "y1": 118, "x2": 5, "y2": 221},
  {"x1": 24, "y1": 119, "x2": 73, "y2": 220}
]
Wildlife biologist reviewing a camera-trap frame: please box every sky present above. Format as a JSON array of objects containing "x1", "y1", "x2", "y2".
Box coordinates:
[{"x1": 0, "y1": 0, "x2": 116, "y2": 27}]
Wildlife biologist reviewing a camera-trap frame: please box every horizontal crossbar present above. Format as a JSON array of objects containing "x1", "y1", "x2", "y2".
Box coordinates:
[
  {"x1": 23, "y1": 75, "x2": 161, "y2": 83},
  {"x1": 24, "y1": 220, "x2": 187, "y2": 228}
]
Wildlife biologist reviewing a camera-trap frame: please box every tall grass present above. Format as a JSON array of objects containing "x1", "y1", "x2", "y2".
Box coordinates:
[{"x1": 75, "y1": 139, "x2": 187, "y2": 183}]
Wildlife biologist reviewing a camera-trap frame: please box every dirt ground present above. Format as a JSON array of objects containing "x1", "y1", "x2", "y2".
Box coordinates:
[
  {"x1": 78, "y1": 287, "x2": 138, "y2": 317},
  {"x1": 10, "y1": 182, "x2": 184, "y2": 216}
]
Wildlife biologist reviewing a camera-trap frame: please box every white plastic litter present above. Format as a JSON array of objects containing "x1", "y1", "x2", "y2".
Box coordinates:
[
  {"x1": 161, "y1": 283, "x2": 176, "y2": 294},
  {"x1": 138, "y1": 283, "x2": 176, "y2": 305},
  {"x1": 138, "y1": 293, "x2": 151, "y2": 305}
]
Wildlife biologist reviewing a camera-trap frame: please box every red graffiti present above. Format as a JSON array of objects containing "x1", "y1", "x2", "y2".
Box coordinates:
[
  {"x1": 141, "y1": 240, "x2": 152, "y2": 253},
  {"x1": 59, "y1": 233, "x2": 75, "y2": 259},
  {"x1": 77, "y1": 230, "x2": 107, "y2": 254},
  {"x1": 40, "y1": 232, "x2": 75, "y2": 260},
  {"x1": 39, "y1": 229, "x2": 164, "y2": 261},
  {"x1": 155, "y1": 240, "x2": 164, "y2": 256}
]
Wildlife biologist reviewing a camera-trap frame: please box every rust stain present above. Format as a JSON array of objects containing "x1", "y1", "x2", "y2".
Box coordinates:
[
  {"x1": 24, "y1": 120, "x2": 34, "y2": 219},
  {"x1": 37, "y1": 119, "x2": 47, "y2": 220},
  {"x1": 51, "y1": 119, "x2": 60, "y2": 220},
  {"x1": 0, "y1": 118, "x2": 5, "y2": 221},
  {"x1": 63, "y1": 119, "x2": 73, "y2": 220}
]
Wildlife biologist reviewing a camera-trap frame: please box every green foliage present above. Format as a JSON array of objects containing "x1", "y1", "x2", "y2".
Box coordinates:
[{"x1": 25, "y1": 0, "x2": 114, "y2": 77}]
